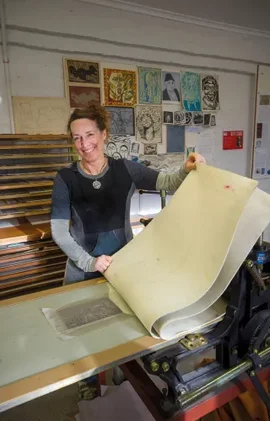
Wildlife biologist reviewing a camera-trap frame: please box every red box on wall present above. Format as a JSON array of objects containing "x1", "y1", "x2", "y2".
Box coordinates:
[{"x1": 223, "y1": 131, "x2": 243, "y2": 150}]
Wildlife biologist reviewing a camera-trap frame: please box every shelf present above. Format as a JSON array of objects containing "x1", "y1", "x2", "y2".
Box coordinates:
[
  {"x1": 0, "y1": 134, "x2": 69, "y2": 140},
  {"x1": 0, "y1": 153, "x2": 77, "y2": 159},
  {"x1": 1, "y1": 172, "x2": 57, "y2": 180},
  {"x1": 0, "y1": 134, "x2": 74, "y2": 298},
  {"x1": 0, "y1": 144, "x2": 74, "y2": 149},
  {"x1": 0, "y1": 181, "x2": 53, "y2": 190},
  {"x1": 0, "y1": 190, "x2": 52, "y2": 200}
]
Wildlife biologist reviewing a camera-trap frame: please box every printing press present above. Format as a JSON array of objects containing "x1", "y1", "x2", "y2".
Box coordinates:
[{"x1": 130, "y1": 189, "x2": 270, "y2": 418}]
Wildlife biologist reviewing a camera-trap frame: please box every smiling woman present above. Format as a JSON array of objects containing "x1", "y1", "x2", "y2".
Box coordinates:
[{"x1": 50, "y1": 102, "x2": 205, "y2": 285}]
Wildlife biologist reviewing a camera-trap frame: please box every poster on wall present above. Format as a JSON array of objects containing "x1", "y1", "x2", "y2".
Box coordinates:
[
  {"x1": 105, "y1": 135, "x2": 133, "y2": 160},
  {"x1": 181, "y1": 72, "x2": 201, "y2": 112},
  {"x1": 12, "y1": 96, "x2": 70, "y2": 134},
  {"x1": 138, "y1": 67, "x2": 162, "y2": 105},
  {"x1": 223, "y1": 130, "x2": 243, "y2": 150},
  {"x1": 162, "y1": 71, "x2": 181, "y2": 103},
  {"x1": 135, "y1": 105, "x2": 162, "y2": 144},
  {"x1": 201, "y1": 75, "x2": 220, "y2": 111}
]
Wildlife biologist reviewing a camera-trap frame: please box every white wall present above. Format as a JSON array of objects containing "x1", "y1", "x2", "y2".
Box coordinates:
[
  {"x1": 0, "y1": 0, "x2": 269, "y2": 216},
  {"x1": 0, "y1": 51, "x2": 10, "y2": 133}
]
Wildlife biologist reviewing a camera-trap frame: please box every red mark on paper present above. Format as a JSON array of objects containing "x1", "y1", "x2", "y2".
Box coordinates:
[{"x1": 225, "y1": 185, "x2": 231, "y2": 189}]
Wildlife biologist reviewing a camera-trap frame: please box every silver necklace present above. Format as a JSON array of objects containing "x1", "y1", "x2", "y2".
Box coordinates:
[{"x1": 81, "y1": 159, "x2": 107, "y2": 190}]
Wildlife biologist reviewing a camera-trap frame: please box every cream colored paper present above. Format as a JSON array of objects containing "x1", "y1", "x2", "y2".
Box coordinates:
[
  {"x1": 12, "y1": 96, "x2": 69, "y2": 134},
  {"x1": 105, "y1": 164, "x2": 270, "y2": 339}
]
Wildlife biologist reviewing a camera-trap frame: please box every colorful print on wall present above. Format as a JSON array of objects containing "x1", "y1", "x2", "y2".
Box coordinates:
[
  {"x1": 105, "y1": 107, "x2": 134, "y2": 135},
  {"x1": 65, "y1": 59, "x2": 100, "y2": 84},
  {"x1": 103, "y1": 68, "x2": 137, "y2": 107},
  {"x1": 138, "y1": 67, "x2": 161, "y2": 105},
  {"x1": 162, "y1": 71, "x2": 181, "y2": 103},
  {"x1": 201, "y1": 75, "x2": 220, "y2": 111},
  {"x1": 69, "y1": 86, "x2": 101, "y2": 108},
  {"x1": 181, "y1": 72, "x2": 201, "y2": 112},
  {"x1": 135, "y1": 105, "x2": 162, "y2": 144}
]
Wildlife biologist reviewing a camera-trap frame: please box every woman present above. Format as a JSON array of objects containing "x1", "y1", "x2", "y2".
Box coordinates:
[
  {"x1": 50, "y1": 103, "x2": 205, "y2": 400},
  {"x1": 51, "y1": 103, "x2": 206, "y2": 284}
]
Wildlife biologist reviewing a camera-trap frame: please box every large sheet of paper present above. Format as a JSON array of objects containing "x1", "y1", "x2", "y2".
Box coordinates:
[{"x1": 105, "y1": 164, "x2": 270, "y2": 339}]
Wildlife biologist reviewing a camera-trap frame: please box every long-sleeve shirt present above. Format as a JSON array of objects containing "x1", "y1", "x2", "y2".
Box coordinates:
[{"x1": 51, "y1": 157, "x2": 188, "y2": 282}]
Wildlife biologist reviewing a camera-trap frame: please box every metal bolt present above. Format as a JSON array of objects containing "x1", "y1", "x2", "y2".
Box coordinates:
[
  {"x1": 250, "y1": 370, "x2": 256, "y2": 377},
  {"x1": 151, "y1": 361, "x2": 159, "y2": 372},
  {"x1": 246, "y1": 260, "x2": 253, "y2": 268},
  {"x1": 259, "y1": 364, "x2": 262, "y2": 368},
  {"x1": 179, "y1": 388, "x2": 186, "y2": 395},
  {"x1": 233, "y1": 348, "x2": 238, "y2": 355},
  {"x1": 161, "y1": 362, "x2": 170, "y2": 372}
]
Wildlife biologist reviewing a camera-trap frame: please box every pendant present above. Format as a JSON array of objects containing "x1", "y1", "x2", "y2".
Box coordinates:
[{"x1": 93, "y1": 180, "x2": 101, "y2": 190}]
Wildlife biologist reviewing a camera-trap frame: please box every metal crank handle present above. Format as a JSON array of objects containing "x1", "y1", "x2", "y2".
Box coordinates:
[{"x1": 177, "y1": 346, "x2": 270, "y2": 410}]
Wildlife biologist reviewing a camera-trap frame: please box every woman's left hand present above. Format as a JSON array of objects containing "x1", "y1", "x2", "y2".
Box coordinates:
[{"x1": 185, "y1": 153, "x2": 206, "y2": 173}]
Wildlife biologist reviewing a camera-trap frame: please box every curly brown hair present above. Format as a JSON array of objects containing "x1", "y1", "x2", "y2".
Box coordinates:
[{"x1": 67, "y1": 102, "x2": 110, "y2": 142}]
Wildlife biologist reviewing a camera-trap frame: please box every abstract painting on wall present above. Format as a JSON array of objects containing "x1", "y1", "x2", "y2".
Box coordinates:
[
  {"x1": 135, "y1": 105, "x2": 162, "y2": 144},
  {"x1": 138, "y1": 67, "x2": 161, "y2": 105},
  {"x1": 105, "y1": 107, "x2": 134, "y2": 135},
  {"x1": 65, "y1": 59, "x2": 100, "y2": 84},
  {"x1": 181, "y1": 72, "x2": 201, "y2": 112},
  {"x1": 69, "y1": 86, "x2": 101, "y2": 108},
  {"x1": 103, "y1": 68, "x2": 137, "y2": 107}
]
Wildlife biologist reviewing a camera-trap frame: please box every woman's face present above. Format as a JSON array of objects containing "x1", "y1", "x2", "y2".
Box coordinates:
[{"x1": 71, "y1": 118, "x2": 106, "y2": 162}]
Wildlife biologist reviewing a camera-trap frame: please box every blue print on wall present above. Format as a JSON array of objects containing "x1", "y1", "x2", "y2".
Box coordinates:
[{"x1": 181, "y1": 72, "x2": 201, "y2": 112}]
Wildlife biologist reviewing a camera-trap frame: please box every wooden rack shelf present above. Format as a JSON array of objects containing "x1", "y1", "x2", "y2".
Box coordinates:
[{"x1": 0, "y1": 134, "x2": 75, "y2": 298}]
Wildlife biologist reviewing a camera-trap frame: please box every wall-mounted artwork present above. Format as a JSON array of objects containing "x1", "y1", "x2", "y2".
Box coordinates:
[
  {"x1": 65, "y1": 59, "x2": 100, "y2": 84},
  {"x1": 130, "y1": 141, "x2": 140, "y2": 156},
  {"x1": 210, "y1": 114, "x2": 217, "y2": 126},
  {"x1": 138, "y1": 154, "x2": 184, "y2": 173},
  {"x1": 163, "y1": 111, "x2": 173, "y2": 124},
  {"x1": 69, "y1": 86, "x2": 101, "y2": 108},
  {"x1": 192, "y1": 112, "x2": 204, "y2": 125},
  {"x1": 174, "y1": 111, "x2": 185, "y2": 125},
  {"x1": 105, "y1": 135, "x2": 133, "y2": 159},
  {"x1": 181, "y1": 72, "x2": 201, "y2": 112},
  {"x1": 135, "y1": 105, "x2": 162, "y2": 143},
  {"x1": 12, "y1": 96, "x2": 70, "y2": 134},
  {"x1": 138, "y1": 67, "x2": 161, "y2": 105},
  {"x1": 105, "y1": 107, "x2": 134, "y2": 135},
  {"x1": 167, "y1": 126, "x2": 185, "y2": 153},
  {"x1": 103, "y1": 68, "x2": 137, "y2": 107},
  {"x1": 162, "y1": 71, "x2": 181, "y2": 103},
  {"x1": 203, "y1": 113, "x2": 211, "y2": 126},
  {"x1": 144, "y1": 144, "x2": 157, "y2": 155},
  {"x1": 184, "y1": 112, "x2": 192, "y2": 125},
  {"x1": 201, "y1": 75, "x2": 220, "y2": 111}
]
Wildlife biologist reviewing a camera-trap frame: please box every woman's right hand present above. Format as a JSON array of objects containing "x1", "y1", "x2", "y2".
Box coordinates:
[{"x1": 94, "y1": 255, "x2": 112, "y2": 273}]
